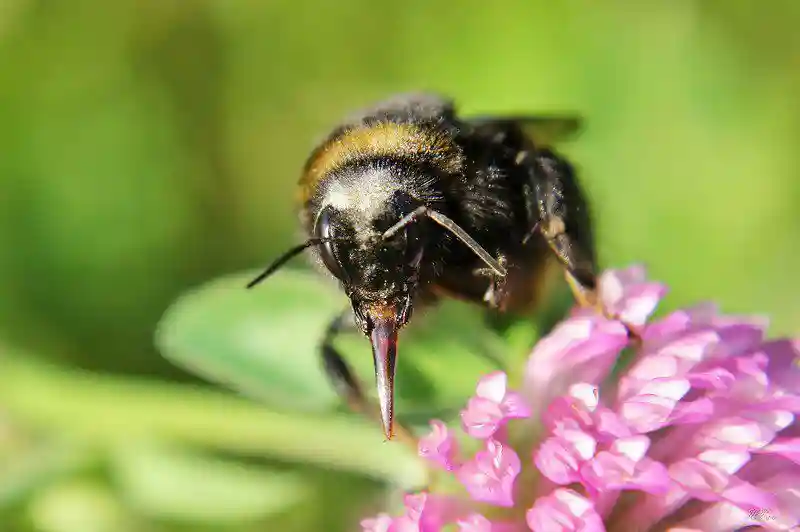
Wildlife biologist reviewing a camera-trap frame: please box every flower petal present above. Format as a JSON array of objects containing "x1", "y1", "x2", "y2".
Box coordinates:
[
  {"x1": 389, "y1": 517, "x2": 425, "y2": 532},
  {"x1": 593, "y1": 407, "x2": 635, "y2": 440},
  {"x1": 712, "y1": 317, "x2": 766, "y2": 356},
  {"x1": 462, "y1": 372, "x2": 530, "y2": 439},
  {"x1": 526, "y1": 489, "x2": 605, "y2": 532},
  {"x1": 695, "y1": 414, "x2": 791, "y2": 451},
  {"x1": 619, "y1": 377, "x2": 690, "y2": 403},
  {"x1": 476, "y1": 371, "x2": 508, "y2": 403},
  {"x1": 601, "y1": 264, "x2": 648, "y2": 297},
  {"x1": 402, "y1": 492, "x2": 427, "y2": 522},
  {"x1": 387, "y1": 492, "x2": 453, "y2": 532},
  {"x1": 674, "y1": 500, "x2": 789, "y2": 532},
  {"x1": 619, "y1": 282, "x2": 667, "y2": 328},
  {"x1": 669, "y1": 457, "x2": 775, "y2": 511},
  {"x1": 619, "y1": 394, "x2": 682, "y2": 434},
  {"x1": 668, "y1": 457, "x2": 732, "y2": 497},
  {"x1": 456, "y1": 439, "x2": 521, "y2": 508},
  {"x1": 651, "y1": 329, "x2": 721, "y2": 367},
  {"x1": 534, "y1": 428, "x2": 596, "y2": 485},
  {"x1": 502, "y1": 390, "x2": 533, "y2": 419},
  {"x1": 668, "y1": 397, "x2": 715, "y2": 424},
  {"x1": 543, "y1": 395, "x2": 594, "y2": 433},
  {"x1": 598, "y1": 265, "x2": 667, "y2": 327},
  {"x1": 362, "y1": 514, "x2": 393, "y2": 532},
  {"x1": 581, "y1": 436, "x2": 670, "y2": 495},
  {"x1": 762, "y1": 339, "x2": 800, "y2": 392},
  {"x1": 643, "y1": 303, "x2": 717, "y2": 346},
  {"x1": 756, "y1": 437, "x2": 800, "y2": 465},
  {"x1": 756, "y1": 470, "x2": 800, "y2": 530},
  {"x1": 456, "y1": 513, "x2": 492, "y2": 532},
  {"x1": 461, "y1": 396, "x2": 505, "y2": 439},
  {"x1": 361, "y1": 267, "x2": 800, "y2": 532},
  {"x1": 570, "y1": 383, "x2": 600, "y2": 411},
  {"x1": 686, "y1": 367, "x2": 736, "y2": 391},
  {"x1": 525, "y1": 316, "x2": 627, "y2": 416},
  {"x1": 419, "y1": 420, "x2": 460, "y2": 470}
]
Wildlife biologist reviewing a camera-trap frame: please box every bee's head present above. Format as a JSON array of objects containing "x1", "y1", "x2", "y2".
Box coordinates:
[
  {"x1": 313, "y1": 203, "x2": 423, "y2": 306},
  {"x1": 312, "y1": 158, "x2": 434, "y2": 303},
  {"x1": 250, "y1": 159, "x2": 497, "y2": 440},
  {"x1": 311, "y1": 170, "x2": 431, "y2": 439}
]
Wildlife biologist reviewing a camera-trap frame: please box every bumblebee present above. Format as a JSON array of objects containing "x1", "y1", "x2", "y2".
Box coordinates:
[{"x1": 248, "y1": 93, "x2": 610, "y2": 441}]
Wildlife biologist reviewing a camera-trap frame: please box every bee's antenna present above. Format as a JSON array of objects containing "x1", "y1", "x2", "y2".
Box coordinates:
[
  {"x1": 382, "y1": 206, "x2": 507, "y2": 278},
  {"x1": 246, "y1": 238, "x2": 335, "y2": 288}
]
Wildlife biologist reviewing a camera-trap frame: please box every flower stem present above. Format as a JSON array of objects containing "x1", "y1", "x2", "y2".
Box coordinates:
[{"x1": 0, "y1": 353, "x2": 427, "y2": 488}]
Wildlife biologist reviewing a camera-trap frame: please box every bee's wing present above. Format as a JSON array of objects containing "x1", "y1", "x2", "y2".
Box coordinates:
[{"x1": 466, "y1": 115, "x2": 583, "y2": 147}]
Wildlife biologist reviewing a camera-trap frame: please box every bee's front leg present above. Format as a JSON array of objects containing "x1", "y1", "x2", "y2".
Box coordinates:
[
  {"x1": 475, "y1": 255, "x2": 509, "y2": 311},
  {"x1": 527, "y1": 149, "x2": 639, "y2": 339}
]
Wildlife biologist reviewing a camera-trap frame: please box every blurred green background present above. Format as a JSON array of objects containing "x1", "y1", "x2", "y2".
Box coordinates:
[{"x1": 1, "y1": 1, "x2": 799, "y2": 531}]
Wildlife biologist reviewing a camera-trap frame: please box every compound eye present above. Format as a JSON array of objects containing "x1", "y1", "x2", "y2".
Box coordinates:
[{"x1": 315, "y1": 207, "x2": 349, "y2": 282}]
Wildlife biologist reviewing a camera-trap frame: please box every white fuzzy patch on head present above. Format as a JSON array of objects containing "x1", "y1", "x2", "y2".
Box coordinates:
[{"x1": 323, "y1": 167, "x2": 399, "y2": 222}]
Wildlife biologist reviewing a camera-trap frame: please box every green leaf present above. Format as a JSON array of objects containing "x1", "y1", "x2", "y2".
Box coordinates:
[
  {"x1": 156, "y1": 269, "x2": 344, "y2": 411},
  {"x1": 156, "y1": 268, "x2": 507, "y2": 419},
  {"x1": 111, "y1": 442, "x2": 310, "y2": 524}
]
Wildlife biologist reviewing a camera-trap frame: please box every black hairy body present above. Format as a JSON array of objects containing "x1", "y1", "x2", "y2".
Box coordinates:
[
  {"x1": 251, "y1": 93, "x2": 601, "y2": 440},
  {"x1": 298, "y1": 94, "x2": 595, "y2": 314}
]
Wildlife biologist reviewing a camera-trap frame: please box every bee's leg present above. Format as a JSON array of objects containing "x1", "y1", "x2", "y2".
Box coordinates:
[
  {"x1": 478, "y1": 255, "x2": 510, "y2": 311},
  {"x1": 529, "y1": 149, "x2": 638, "y2": 337},
  {"x1": 529, "y1": 149, "x2": 599, "y2": 306},
  {"x1": 320, "y1": 310, "x2": 417, "y2": 445}
]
